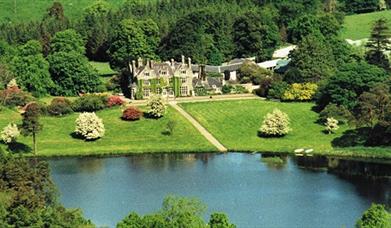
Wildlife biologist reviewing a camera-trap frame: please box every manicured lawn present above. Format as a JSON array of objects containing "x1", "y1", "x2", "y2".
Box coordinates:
[
  {"x1": 341, "y1": 10, "x2": 391, "y2": 40},
  {"x1": 180, "y1": 100, "x2": 391, "y2": 159},
  {"x1": 89, "y1": 61, "x2": 117, "y2": 76},
  {"x1": 0, "y1": 107, "x2": 216, "y2": 157}
]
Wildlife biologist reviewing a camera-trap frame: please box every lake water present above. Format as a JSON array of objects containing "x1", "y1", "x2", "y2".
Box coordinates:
[{"x1": 48, "y1": 153, "x2": 391, "y2": 228}]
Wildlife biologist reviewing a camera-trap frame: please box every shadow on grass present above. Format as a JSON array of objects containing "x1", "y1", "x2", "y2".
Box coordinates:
[
  {"x1": 331, "y1": 127, "x2": 371, "y2": 148},
  {"x1": 7, "y1": 142, "x2": 32, "y2": 154},
  {"x1": 143, "y1": 112, "x2": 162, "y2": 120},
  {"x1": 70, "y1": 132, "x2": 101, "y2": 142}
]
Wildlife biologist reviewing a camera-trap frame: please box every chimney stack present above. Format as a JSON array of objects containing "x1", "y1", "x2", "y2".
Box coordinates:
[
  {"x1": 171, "y1": 58, "x2": 175, "y2": 66},
  {"x1": 131, "y1": 60, "x2": 136, "y2": 74},
  {"x1": 146, "y1": 59, "x2": 150, "y2": 68},
  {"x1": 150, "y1": 60, "x2": 154, "y2": 68},
  {"x1": 181, "y1": 55, "x2": 185, "y2": 64},
  {"x1": 137, "y1": 58, "x2": 143, "y2": 67},
  {"x1": 188, "y1": 57, "x2": 192, "y2": 68}
]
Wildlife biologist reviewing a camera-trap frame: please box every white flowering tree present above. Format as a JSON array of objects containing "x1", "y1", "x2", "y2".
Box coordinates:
[
  {"x1": 325, "y1": 117, "x2": 339, "y2": 134},
  {"x1": 259, "y1": 109, "x2": 291, "y2": 137},
  {"x1": 147, "y1": 95, "x2": 166, "y2": 118},
  {"x1": 75, "y1": 112, "x2": 105, "y2": 140},
  {"x1": 1, "y1": 123, "x2": 20, "y2": 144}
]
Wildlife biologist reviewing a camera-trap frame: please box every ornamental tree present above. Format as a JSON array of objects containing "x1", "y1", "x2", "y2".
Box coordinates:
[
  {"x1": 122, "y1": 106, "x2": 142, "y2": 121},
  {"x1": 74, "y1": 112, "x2": 105, "y2": 140},
  {"x1": 325, "y1": 117, "x2": 339, "y2": 134},
  {"x1": 0, "y1": 123, "x2": 20, "y2": 144},
  {"x1": 20, "y1": 102, "x2": 43, "y2": 154},
  {"x1": 147, "y1": 95, "x2": 166, "y2": 118},
  {"x1": 356, "y1": 204, "x2": 391, "y2": 228},
  {"x1": 259, "y1": 109, "x2": 291, "y2": 137}
]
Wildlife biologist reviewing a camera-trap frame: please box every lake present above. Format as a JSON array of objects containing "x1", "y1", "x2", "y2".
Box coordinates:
[{"x1": 48, "y1": 153, "x2": 391, "y2": 228}]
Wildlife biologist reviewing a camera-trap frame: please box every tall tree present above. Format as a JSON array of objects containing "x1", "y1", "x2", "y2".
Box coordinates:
[
  {"x1": 365, "y1": 18, "x2": 391, "y2": 71},
  {"x1": 11, "y1": 40, "x2": 54, "y2": 96},
  {"x1": 20, "y1": 102, "x2": 42, "y2": 154},
  {"x1": 49, "y1": 29, "x2": 85, "y2": 54}
]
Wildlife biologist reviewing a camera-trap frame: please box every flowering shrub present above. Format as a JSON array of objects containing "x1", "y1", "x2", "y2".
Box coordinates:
[
  {"x1": 107, "y1": 96, "x2": 124, "y2": 107},
  {"x1": 325, "y1": 117, "x2": 339, "y2": 134},
  {"x1": 259, "y1": 109, "x2": 291, "y2": 137},
  {"x1": 7, "y1": 79, "x2": 18, "y2": 88},
  {"x1": 281, "y1": 83, "x2": 318, "y2": 101},
  {"x1": 147, "y1": 95, "x2": 166, "y2": 118},
  {"x1": 47, "y1": 97, "x2": 73, "y2": 116},
  {"x1": 122, "y1": 106, "x2": 142, "y2": 121},
  {"x1": 0, "y1": 86, "x2": 33, "y2": 107},
  {"x1": 1, "y1": 123, "x2": 20, "y2": 144},
  {"x1": 74, "y1": 112, "x2": 105, "y2": 140}
]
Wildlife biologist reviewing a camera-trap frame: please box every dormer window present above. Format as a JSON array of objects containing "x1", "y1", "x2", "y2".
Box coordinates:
[
  {"x1": 181, "y1": 70, "x2": 186, "y2": 74},
  {"x1": 161, "y1": 71, "x2": 167, "y2": 75},
  {"x1": 144, "y1": 72, "x2": 150, "y2": 77}
]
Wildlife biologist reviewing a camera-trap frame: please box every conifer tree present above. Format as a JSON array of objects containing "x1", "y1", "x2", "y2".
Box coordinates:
[{"x1": 365, "y1": 19, "x2": 391, "y2": 71}]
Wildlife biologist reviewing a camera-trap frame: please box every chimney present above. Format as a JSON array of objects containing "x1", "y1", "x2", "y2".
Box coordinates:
[
  {"x1": 171, "y1": 58, "x2": 175, "y2": 66},
  {"x1": 131, "y1": 60, "x2": 136, "y2": 74},
  {"x1": 181, "y1": 55, "x2": 185, "y2": 64},
  {"x1": 150, "y1": 60, "x2": 154, "y2": 68},
  {"x1": 138, "y1": 58, "x2": 143, "y2": 67},
  {"x1": 188, "y1": 57, "x2": 192, "y2": 68}
]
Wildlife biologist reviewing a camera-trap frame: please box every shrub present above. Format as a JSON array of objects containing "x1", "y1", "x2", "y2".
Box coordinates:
[
  {"x1": 259, "y1": 109, "x2": 291, "y2": 137},
  {"x1": 281, "y1": 83, "x2": 318, "y2": 101},
  {"x1": 107, "y1": 96, "x2": 124, "y2": 108},
  {"x1": 233, "y1": 85, "x2": 248, "y2": 94},
  {"x1": 1, "y1": 123, "x2": 20, "y2": 144},
  {"x1": 267, "y1": 81, "x2": 288, "y2": 99},
  {"x1": 0, "y1": 86, "x2": 34, "y2": 107},
  {"x1": 325, "y1": 117, "x2": 339, "y2": 134},
  {"x1": 222, "y1": 84, "x2": 233, "y2": 94},
  {"x1": 74, "y1": 112, "x2": 105, "y2": 140},
  {"x1": 163, "y1": 120, "x2": 177, "y2": 136},
  {"x1": 47, "y1": 97, "x2": 73, "y2": 116},
  {"x1": 122, "y1": 106, "x2": 142, "y2": 121},
  {"x1": 147, "y1": 95, "x2": 166, "y2": 118},
  {"x1": 318, "y1": 103, "x2": 352, "y2": 124},
  {"x1": 356, "y1": 204, "x2": 390, "y2": 228},
  {"x1": 72, "y1": 94, "x2": 108, "y2": 112}
]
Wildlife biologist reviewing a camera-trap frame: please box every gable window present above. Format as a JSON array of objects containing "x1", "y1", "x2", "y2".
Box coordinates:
[
  {"x1": 180, "y1": 86, "x2": 188, "y2": 96},
  {"x1": 181, "y1": 78, "x2": 187, "y2": 83},
  {"x1": 181, "y1": 70, "x2": 187, "y2": 74},
  {"x1": 161, "y1": 71, "x2": 167, "y2": 75},
  {"x1": 144, "y1": 72, "x2": 150, "y2": 77},
  {"x1": 143, "y1": 88, "x2": 150, "y2": 97}
]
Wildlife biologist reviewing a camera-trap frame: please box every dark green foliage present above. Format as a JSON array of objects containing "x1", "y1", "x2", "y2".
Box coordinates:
[
  {"x1": 49, "y1": 29, "x2": 85, "y2": 54},
  {"x1": 289, "y1": 33, "x2": 336, "y2": 82},
  {"x1": 222, "y1": 84, "x2": 233, "y2": 94},
  {"x1": 109, "y1": 19, "x2": 158, "y2": 70},
  {"x1": 20, "y1": 102, "x2": 42, "y2": 153},
  {"x1": 342, "y1": 0, "x2": 380, "y2": 13},
  {"x1": 72, "y1": 94, "x2": 108, "y2": 112},
  {"x1": 11, "y1": 40, "x2": 54, "y2": 97},
  {"x1": 209, "y1": 212, "x2": 236, "y2": 228},
  {"x1": 267, "y1": 81, "x2": 289, "y2": 99},
  {"x1": 318, "y1": 103, "x2": 353, "y2": 124},
  {"x1": 238, "y1": 61, "x2": 274, "y2": 85},
  {"x1": 0, "y1": 150, "x2": 93, "y2": 227},
  {"x1": 48, "y1": 51, "x2": 101, "y2": 96},
  {"x1": 117, "y1": 195, "x2": 213, "y2": 228},
  {"x1": 233, "y1": 10, "x2": 280, "y2": 61},
  {"x1": 365, "y1": 19, "x2": 391, "y2": 71},
  {"x1": 356, "y1": 204, "x2": 391, "y2": 228},
  {"x1": 316, "y1": 62, "x2": 389, "y2": 110},
  {"x1": 47, "y1": 97, "x2": 73, "y2": 116}
]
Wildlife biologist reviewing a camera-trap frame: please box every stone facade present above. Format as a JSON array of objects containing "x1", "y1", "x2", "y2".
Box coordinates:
[{"x1": 130, "y1": 56, "x2": 196, "y2": 99}]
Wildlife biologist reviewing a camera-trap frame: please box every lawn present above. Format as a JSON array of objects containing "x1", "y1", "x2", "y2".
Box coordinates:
[
  {"x1": 341, "y1": 10, "x2": 391, "y2": 40},
  {"x1": 180, "y1": 100, "x2": 391, "y2": 159},
  {"x1": 0, "y1": 107, "x2": 216, "y2": 157},
  {"x1": 0, "y1": 0, "x2": 127, "y2": 23},
  {"x1": 89, "y1": 61, "x2": 117, "y2": 76}
]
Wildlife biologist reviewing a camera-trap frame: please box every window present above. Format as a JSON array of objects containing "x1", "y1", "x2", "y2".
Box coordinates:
[
  {"x1": 181, "y1": 78, "x2": 187, "y2": 83},
  {"x1": 180, "y1": 86, "x2": 188, "y2": 95},
  {"x1": 181, "y1": 70, "x2": 187, "y2": 74},
  {"x1": 143, "y1": 80, "x2": 150, "y2": 86},
  {"x1": 144, "y1": 72, "x2": 150, "y2": 77},
  {"x1": 143, "y1": 88, "x2": 150, "y2": 97},
  {"x1": 161, "y1": 71, "x2": 167, "y2": 75},
  {"x1": 156, "y1": 88, "x2": 162, "y2": 94},
  {"x1": 169, "y1": 78, "x2": 173, "y2": 83},
  {"x1": 168, "y1": 88, "x2": 174, "y2": 96}
]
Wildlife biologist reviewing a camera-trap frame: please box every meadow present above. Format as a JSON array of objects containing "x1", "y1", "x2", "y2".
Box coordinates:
[
  {"x1": 180, "y1": 100, "x2": 391, "y2": 159},
  {"x1": 0, "y1": 106, "x2": 216, "y2": 157},
  {"x1": 341, "y1": 10, "x2": 391, "y2": 40}
]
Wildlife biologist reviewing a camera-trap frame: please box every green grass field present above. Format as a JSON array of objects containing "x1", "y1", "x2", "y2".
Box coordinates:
[
  {"x1": 341, "y1": 10, "x2": 391, "y2": 40},
  {"x1": 89, "y1": 61, "x2": 117, "y2": 76},
  {"x1": 180, "y1": 100, "x2": 391, "y2": 159},
  {"x1": 0, "y1": 106, "x2": 216, "y2": 157},
  {"x1": 0, "y1": 0, "x2": 127, "y2": 22}
]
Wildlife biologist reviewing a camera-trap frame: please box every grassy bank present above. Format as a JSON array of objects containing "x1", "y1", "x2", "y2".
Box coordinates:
[
  {"x1": 0, "y1": 107, "x2": 216, "y2": 157},
  {"x1": 180, "y1": 100, "x2": 391, "y2": 159},
  {"x1": 341, "y1": 10, "x2": 391, "y2": 40},
  {"x1": 89, "y1": 61, "x2": 117, "y2": 76}
]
